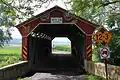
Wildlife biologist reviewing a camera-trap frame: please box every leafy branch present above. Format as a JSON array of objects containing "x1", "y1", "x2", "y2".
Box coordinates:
[{"x1": 100, "y1": 0, "x2": 120, "y2": 7}]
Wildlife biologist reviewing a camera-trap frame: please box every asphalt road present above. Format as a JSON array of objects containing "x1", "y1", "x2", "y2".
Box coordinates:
[{"x1": 27, "y1": 73, "x2": 88, "y2": 80}]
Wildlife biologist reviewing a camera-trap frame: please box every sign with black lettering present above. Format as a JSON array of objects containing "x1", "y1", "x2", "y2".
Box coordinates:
[
  {"x1": 93, "y1": 27, "x2": 112, "y2": 45},
  {"x1": 51, "y1": 17, "x2": 63, "y2": 23}
]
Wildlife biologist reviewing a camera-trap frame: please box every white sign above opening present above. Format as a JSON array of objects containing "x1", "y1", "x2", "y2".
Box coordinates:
[{"x1": 51, "y1": 17, "x2": 63, "y2": 23}]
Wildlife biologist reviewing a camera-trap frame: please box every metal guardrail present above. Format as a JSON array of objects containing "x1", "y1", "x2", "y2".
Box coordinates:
[{"x1": 0, "y1": 61, "x2": 30, "y2": 80}]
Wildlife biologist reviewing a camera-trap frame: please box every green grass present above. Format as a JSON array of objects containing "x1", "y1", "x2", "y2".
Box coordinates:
[
  {"x1": 52, "y1": 49, "x2": 71, "y2": 54},
  {"x1": 0, "y1": 46, "x2": 22, "y2": 67},
  {"x1": 52, "y1": 44, "x2": 71, "y2": 54},
  {"x1": 54, "y1": 44, "x2": 71, "y2": 52},
  {"x1": 0, "y1": 46, "x2": 21, "y2": 54},
  {"x1": 85, "y1": 74, "x2": 105, "y2": 80}
]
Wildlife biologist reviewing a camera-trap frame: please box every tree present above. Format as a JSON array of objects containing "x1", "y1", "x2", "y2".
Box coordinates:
[
  {"x1": 66, "y1": 0, "x2": 120, "y2": 26},
  {"x1": 1, "y1": 0, "x2": 54, "y2": 22},
  {"x1": 0, "y1": 0, "x2": 54, "y2": 47},
  {"x1": 0, "y1": 0, "x2": 16, "y2": 47},
  {"x1": 68, "y1": 0, "x2": 120, "y2": 65},
  {"x1": 109, "y1": 28, "x2": 120, "y2": 66}
]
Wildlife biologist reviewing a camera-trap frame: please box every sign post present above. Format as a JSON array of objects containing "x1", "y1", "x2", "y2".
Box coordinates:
[
  {"x1": 104, "y1": 59, "x2": 108, "y2": 80},
  {"x1": 93, "y1": 26, "x2": 112, "y2": 80}
]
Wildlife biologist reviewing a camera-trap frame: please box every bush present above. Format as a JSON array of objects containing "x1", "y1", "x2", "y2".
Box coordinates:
[
  {"x1": 0, "y1": 54, "x2": 21, "y2": 67},
  {"x1": 109, "y1": 28, "x2": 120, "y2": 66},
  {"x1": 92, "y1": 46, "x2": 101, "y2": 62},
  {"x1": 86, "y1": 74, "x2": 105, "y2": 80},
  {"x1": 0, "y1": 46, "x2": 21, "y2": 67}
]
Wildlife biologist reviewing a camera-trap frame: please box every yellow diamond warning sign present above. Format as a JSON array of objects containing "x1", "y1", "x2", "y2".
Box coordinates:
[{"x1": 93, "y1": 27, "x2": 112, "y2": 45}]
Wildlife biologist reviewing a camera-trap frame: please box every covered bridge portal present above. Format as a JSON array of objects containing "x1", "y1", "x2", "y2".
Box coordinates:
[{"x1": 16, "y1": 6, "x2": 97, "y2": 72}]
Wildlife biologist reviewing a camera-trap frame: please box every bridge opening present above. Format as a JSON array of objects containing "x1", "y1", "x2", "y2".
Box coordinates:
[
  {"x1": 52, "y1": 37, "x2": 71, "y2": 54},
  {"x1": 28, "y1": 24, "x2": 86, "y2": 71}
]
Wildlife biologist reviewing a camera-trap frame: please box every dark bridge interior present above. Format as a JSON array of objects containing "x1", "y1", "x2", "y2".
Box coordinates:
[{"x1": 28, "y1": 24, "x2": 86, "y2": 72}]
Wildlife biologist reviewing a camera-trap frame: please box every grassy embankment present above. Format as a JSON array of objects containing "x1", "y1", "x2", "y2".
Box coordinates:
[
  {"x1": 52, "y1": 44, "x2": 71, "y2": 54},
  {"x1": 0, "y1": 46, "x2": 21, "y2": 67}
]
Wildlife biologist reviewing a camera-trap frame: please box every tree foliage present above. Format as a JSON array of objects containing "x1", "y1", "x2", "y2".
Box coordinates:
[
  {"x1": 0, "y1": 0, "x2": 54, "y2": 47},
  {"x1": 68, "y1": 0, "x2": 120, "y2": 27},
  {"x1": 2, "y1": 0, "x2": 54, "y2": 22},
  {"x1": 109, "y1": 28, "x2": 120, "y2": 66},
  {"x1": 0, "y1": 0, "x2": 15, "y2": 47},
  {"x1": 69, "y1": 0, "x2": 120, "y2": 65}
]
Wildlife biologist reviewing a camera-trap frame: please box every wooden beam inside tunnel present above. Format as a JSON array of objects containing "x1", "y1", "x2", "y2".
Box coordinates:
[{"x1": 30, "y1": 32, "x2": 52, "y2": 41}]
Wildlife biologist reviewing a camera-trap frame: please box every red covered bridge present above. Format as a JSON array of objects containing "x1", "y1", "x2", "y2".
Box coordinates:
[{"x1": 16, "y1": 6, "x2": 98, "y2": 72}]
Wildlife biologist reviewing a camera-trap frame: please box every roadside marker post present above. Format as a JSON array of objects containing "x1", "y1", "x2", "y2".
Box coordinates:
[{"x1": 104, "y1": 59, "x2": 108, "y2": 80}]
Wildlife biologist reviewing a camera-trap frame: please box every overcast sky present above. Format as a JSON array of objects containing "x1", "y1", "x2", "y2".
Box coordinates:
[{"x1": 11, "y1": 0, "x2": 70, "y2": 39}]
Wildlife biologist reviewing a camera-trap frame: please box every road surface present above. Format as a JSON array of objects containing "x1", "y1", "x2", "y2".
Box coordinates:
[{"x1": 27, "y1": 73, "x2": 88, "y2": 80}]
